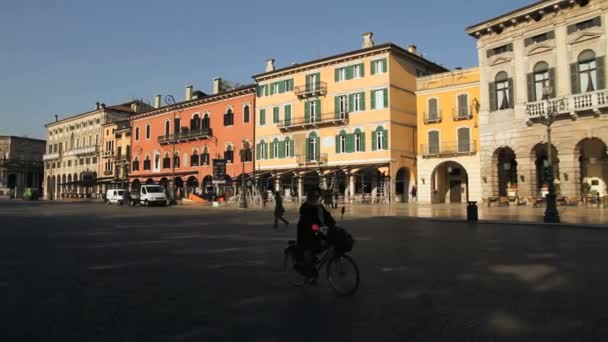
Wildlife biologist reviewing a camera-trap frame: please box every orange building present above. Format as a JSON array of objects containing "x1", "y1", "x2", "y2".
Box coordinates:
[{"x1": 129, "y1": 80, "x2": 255, "y2": 199}]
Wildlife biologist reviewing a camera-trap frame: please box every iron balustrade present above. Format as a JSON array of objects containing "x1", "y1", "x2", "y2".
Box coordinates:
[
  {"x1": 277, "y1": 112, "x2": 349, "y2": 131},
  {"x1": 158, "y1": 128, "x2": 213, "y2": 144},
  {"x1": 296, "y1": 153, "x2": 328, "y2": 165},
  {"x1": 423, "y1": 111, "x2": 442, "y2": 124},
  {"x1": 294, "y1": 82, "x2": 327, "y2": 98},
  {"x1": 452, "y1": 107, "x2": 474, "y2": 120},
  {"x1": 420, "y1": 140, "x2": 477, "y2": 157}
]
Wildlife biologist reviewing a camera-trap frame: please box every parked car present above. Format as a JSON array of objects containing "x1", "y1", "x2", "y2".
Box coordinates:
[
  {"x1": 106, "y1": 189, "x2": 127, "y2": 205},
  {"x1": 139, "y1": 185, "x2": 168, "y2": 206}
]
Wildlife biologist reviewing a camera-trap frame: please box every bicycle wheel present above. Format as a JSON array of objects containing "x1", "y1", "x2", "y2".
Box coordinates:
[
  {"x1": 284, "y1": 248, "x2": 308, "y2": 287},
  {"x1": 326, "y1": 254, "x2": 360, "y2": 296}
]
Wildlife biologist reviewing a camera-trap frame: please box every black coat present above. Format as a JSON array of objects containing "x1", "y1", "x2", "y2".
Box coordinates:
[{"x1": 297, "y1": 202, "x2": 336, "y2": 247}]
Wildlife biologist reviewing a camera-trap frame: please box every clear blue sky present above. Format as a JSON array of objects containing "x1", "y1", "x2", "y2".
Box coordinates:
[{"x1": 0, "y1": 0, "x2": 532, "y2": 139}]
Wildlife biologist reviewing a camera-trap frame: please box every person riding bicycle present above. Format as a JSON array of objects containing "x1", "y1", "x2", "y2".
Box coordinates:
[{"x1": 296, "y1": 187, "x2": 336, "y2": 280}]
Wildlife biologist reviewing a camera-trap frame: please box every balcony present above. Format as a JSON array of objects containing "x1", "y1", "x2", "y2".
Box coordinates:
[
  {"x1": 420, "y1": 141, "x2": 477, "y2": 158},
  {"x1": 113, "y1": 154, "x2": 130, "y2": 162},
  {"x1": 423, "y1": 111, "x2": 442, "y2": 124},
  {"x1": 294, "y1": 82, "x2": 327, "y2": 99},
  {"x1": 452, "y1": 108, "x2": 474, "y2": 121},
  {"x1": 525, "y1": 90, "x2": 608, "y2": 121},
  {"x1": 278, "y1": 113, "x2": 349, "y2": 132},
  {"x1": 43, "y1": 152, "x2": 61, "y2": 161},
  {"x1": 63, "y1": 146, "x2": 99, "y2": 157},
  {"x1": 158, "y1": 128, "x2": 213, "y2": 145},
  {"x1": 296, "y1": 153, "x2": 328, "y2": 166},
  {"x1": 103, "y1": 170, "x2": 113, "y2": 176},
  {"x1": 102, "y1": 150, "x2": 113, "y2": 158}
]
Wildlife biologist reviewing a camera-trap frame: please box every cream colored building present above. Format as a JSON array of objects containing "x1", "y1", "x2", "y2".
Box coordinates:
[
  {"x1": 99, "y1": 120, "x2": 131, "y2": 191},
  {"x1": 43, "y1": 101, "x2": 150, "y2": 199},
  {"x1": 467, "y1": 0, "x2": 608, "y2": 202},
  {"x1": 416, "y1": 68, "x2": 481, "y2": 203},
  {"x1": 252, "y1": 33, "x2": 446, "y2": 202}
]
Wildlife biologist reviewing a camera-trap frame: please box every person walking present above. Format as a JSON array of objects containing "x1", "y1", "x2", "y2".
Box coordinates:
[
  {"x1": 273, "y1": 191, "x2": 289, "y2": 229},
  {"x1": 410, "y1": 185, "x2": 417, "y2": 202}
]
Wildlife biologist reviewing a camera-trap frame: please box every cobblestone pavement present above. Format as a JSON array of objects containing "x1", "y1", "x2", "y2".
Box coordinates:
[{"x1": 2, "y1": 200, "x2": 608, "y2": 341}]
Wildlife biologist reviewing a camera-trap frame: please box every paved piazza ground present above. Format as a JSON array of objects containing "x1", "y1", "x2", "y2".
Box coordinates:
[{"x1": 2, "y1": 200, "x2": 608, "y2": 341}]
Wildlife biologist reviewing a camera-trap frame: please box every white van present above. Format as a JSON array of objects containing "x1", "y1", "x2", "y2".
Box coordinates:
[
  {"x1": 106, "y1": 189, "x2": 127, "y2": 205},
  {"x1": 139, "y1": 185, "x2": 168, "y2": 206}
]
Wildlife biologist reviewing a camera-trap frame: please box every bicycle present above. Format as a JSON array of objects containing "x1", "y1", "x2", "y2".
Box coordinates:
[{"x1": 283, "y1": 231, "x2": 360, "y2": 296}]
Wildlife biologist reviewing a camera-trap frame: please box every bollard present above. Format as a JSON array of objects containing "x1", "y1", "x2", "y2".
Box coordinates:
[{"x1": 467, "y1": 201, "x2": 478, "y2": 222}]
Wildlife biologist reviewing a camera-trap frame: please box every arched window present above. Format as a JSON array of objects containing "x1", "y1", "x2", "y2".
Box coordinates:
[
  {"x1": 135, "y1": 127, "x2": 140, "y2": 141},
  {"x1": 191, "y1": 114, "x2": 200, "y2": 130},
  {"x1": 284, "y1": 137, "x2": 292, "y2": 157},
  {"x1": 191, "y1": 148, "x2": 199, "y2": 166},
  {"x1": 224, "y1": 144, "x2": 234, "y2": 163},
  {"x1": 243, "y1": 105, "x2": 250, "y2": 123},
  {"x1": 532, "y1": 62, "x2": 550, "y2": 101},
  {"x1": 174, "y1": 117, "x2": 181, "y2": 135},
  {"x1": 354, "y1": 128, "x2": 365, "y2": 152},
  {"x1": 578, "y1": 50, "x2": 598, "y2": 93},
  {"x1": 372, "y1": 126, "x2": 388, "y2": 151},
  {"x1": 272, "y1": 138, "x2": 280, "y2": 159},
  {"x1": 132, "y1": 156, "x2": 140, "y2": 171},
  {"x1": 307, "y1": 132, "x2": 319, "y2": 161},
  {"x1": 202, "y1": 114, "x2": 210, "y2": 130},
  {"x1": 143, "y1": 155, "x2": 151, "y2": 170},
  {"x1": 173, "y1": 152, "x2": 180, "y2": 168},
  {"x1": 224, "y1": 109, "x2": 234, "y2": 126},
  {"x1": 336, "y1": 130, "x2": 347, "y2": 153},
  {"x1": 240, "y1": 141, "x2": 252, "y2": 162},
  {"x1": 162, "y1": 152, "x2": 171, "y2": 169},
  {"x1": 494, "y1": 72, "x2": 512, "y2": 110},
  {"x1": 145, "y1": 124, "x2": 151, "y2": 139},
  {"x1": 200, "y1": 147, "x2": 210, "y2": 166},
  {"x1": 165, "y1": 121, "x2": 170, "y2": 137},
  {"x1": 257, "y1": 140, "x2": 266, "y2": 160}
]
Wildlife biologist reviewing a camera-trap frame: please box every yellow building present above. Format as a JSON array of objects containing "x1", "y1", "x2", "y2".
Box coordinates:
[
  {"x1": 99, "y1": 120, "x2": 131, "y2": 191},
  {"x1": 253, "y1": 33, "x2": 446, "y2": 202},
  {"x1": 415, "y1": 67, "x2": 481, "y2": 203}
]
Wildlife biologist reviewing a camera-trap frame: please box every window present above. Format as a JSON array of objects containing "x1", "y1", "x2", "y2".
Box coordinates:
[
  {"x1": 257, "y1": 84, "x2": 268, "y2": 97},
  {"x1": 202, "y1": 114, "x2": 210, "y2": 129},
  {"x1": 486, "y1": 43, "x2": 513, "y2": 58},
  {"x1": 348, "y1": 92, "x2": 365, "y2": 112},
  {"x1": 336, "y1": 95, "x2": 347, "y2": 119},
  {"x1": 458, "y1": 127, "x2": 471, "y2": 153},
  {"x1": 284, "y1": 104, "x2": 292, "y2": 126},
  {"x1": 306, "y1": 73, "x2": 320, "y2": 91},
  {"x1": 257, "y1": 140, "x2": 266, "y2": 160},
  {"x1": 145, "y1": 125, "x2": 151, "y2": 139},
  {"x1": 336, "y1": 131, "x2": 347, "y2": 153},
  {"x1": 272, "y1": 83, "x2": 279, "y2": 95},
  {"x1": 165, "y1": 121, "x2": 170, "y2": 136},
  {"x1": 191, "y1": 114, "x2": 200, "y2": 130},
  {"x1": 132, "y1": 157, "x2": 139, "y2": 171},
  {"x1": 428, "y1": 131, "x2": 440, "y2": 154},
  {"x1": 173, "y1": 153, "x2": 180, "y2": 168},
  {"x1": 174, "y1": 117, "x2": 181, "y2": 134},
  {"x1": 354, "y1": 93, "x2": 362, "y2": 112},
  {"x1": 224, "y1": 109, "x2": 234, "y2": 126},
  {"x1": 524, "y1": 31, "x2": 555, "y2": 47},
  {"x1": 371, "y1": 58, "x2": 387, "y2": 75},
  {"x1": 259, "y1": 109, "x2": 266, "y2": 125},
  {"x1": 353, "y1": 64, "x2": 362, "y2": 78},
  {"x1": 354, "y1": 129, "x2": 364, "y2": 152},
  {"x1": 306, "y1": 100, "x2": 321, "y2": 123},
  {"x1": 224, "y1": 145, "x2": 234, "y2": 163},
  {"x1": 428, "y1": 98, "x2": 439, "y2": 120},
  {"x1": 241, "y1": 142, "x2": 252, "y2": 162},
  {"x1": 154, "y1": 153, "x2": 160, "y2": 170},
  {"x1": 162, "y1": 153, "x2": 171, "y2": 168},
  {"x1": 578, "y1": 50, "x2": 599, "y2": 93},
  {"x1": 190, "y1": 150, "x2": 199, "y2": 166},
  {"x1": 457, "y1": 94, "x2": 469, "y2": 118},
  {"x1": 273, "y1": 106, "x2": 280, "y2": 124},
  {"x1": 372, "y1": 126, "x2": 388, "y2": 151},
  {"x1": 337, "y1": 68, "x2": 346, "y2": 81},
  {"x1": 284, "y1": 138, "x2": 292, "y2": 157},
  {"x1": 200, "y1": 147, "x2": 210, "y2": 166},
  {"x1": 243, "y1": 105, "x2": 250, "y2": 123},
  {"x1": 143, "y1": 156, "x2": 151, "y2": 170},
  {"x1": 568, "y1": 17, "x2": 602, "y2": 34},
  {"x1": 307, "y1": 132, "x2": 319, "y2": 161},
  {"x1": 491, "y1": 72, "x2": 513, "y2": 111},
  {"x1": 272, "y1": 139, "x2": 279, "y2": 159},
  {"x1": 530, "y1": 62, "x2": 551, "y2": 101},
  {"x1": 372, "y1": 89, "x2": 388, "y2": 109}
]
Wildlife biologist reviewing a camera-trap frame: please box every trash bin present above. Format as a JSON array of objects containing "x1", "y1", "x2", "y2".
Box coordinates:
[{"x1": 467, "y1": 201, "x2": 478, "y2": 222}]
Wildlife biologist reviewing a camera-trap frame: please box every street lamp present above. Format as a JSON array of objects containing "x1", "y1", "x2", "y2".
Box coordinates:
[
  {"x1": 540, "y1": 84, "x2": 560, "y2": 223},
  {"x1": 239, "y1": 141, "x2": 248, "y2": 208}
]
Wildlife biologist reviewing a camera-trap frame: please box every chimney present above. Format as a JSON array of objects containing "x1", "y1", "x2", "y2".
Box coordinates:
[
  {"x1": 154, "y1": 94, "x2": 162, "y2": 108},
  {"x1": 265, "y1": 59, "x2": 275, "y2": 72},
  {"x1": 100, "y1": 103, "x2": 106, "y2": 109},
  {"x1": 54, "y1": 114, "x2": 58, "y2": 122},
  {"x1": 407, "y1": 44, "x2": 417, "y2": 55},
  {"x1": 362, "y1": 32, "x2": 374, "y2": 48},
  {"x1": 131, "y1": 102, "x2": 139, "y2": 113},
  {"x1": 213, "y1": 78, "x2": 222, "y2": 94},
  {"x1": 96, "y1": 102, "x2": 100, "y2": 110},
  {"x1": 185, "y1": 85, "x2": 193, "y2": 101}
]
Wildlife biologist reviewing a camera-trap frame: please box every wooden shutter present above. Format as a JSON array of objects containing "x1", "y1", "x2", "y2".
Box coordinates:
[
  {"x1": 383, "y1": 89, "x2": 388, "y2": 108},
  {"x1": 571, "y1": 63, "x2": 580, "y2": 94},
  {"x1": 371, "y1": 60, "x2": 376, "y2": 75},
  {"x1": 371, "y1": 131, "x2": 377, "y2": 151},
  {"x1": 382, "y1": 130, "x2": 388, "y2": 150},
  {"x1": 371, "y1": 90, "x2": 376, "y2": 109},
  {"x1": 260, "y1": 109, "x2": 266, "y2": 125},
  {"x1": 305, "y1": 102, "x2": 310, "y2": 123},
  {"x1": 458, "y1": 94, "x2": 468, "y2": 117},
  {"x1": 270, "y1": 83, "x2": 275, "y2": 95},
  {"x1": 315, "y1": 100, "x2": 321, "y2": 121},
  {"x1": 346, "y1": 134, "x2": 354, "y2": 153},
  {"x1": 278, "y1": 81, "x2": 286, "y2": 93},
  {"x1": 335, "y1": 69, "x2": 340, "y2": 82},
  {"x1": 359, "y1": 92, "x2": 365, "y2": 111},
  {"x1": 508, "y1": 78, "x2": 514, "y2": 109},
  {"x1": 273, "y1": 107, "x2": 279, "y2": 123},
  {"x1": 359, "y1": 63, "x2": 365, "y2": 77},
  {"x1": 382, "y1": 59, "x2": 387, "y2": 73},
  {"x1": 348, "y1": 94, "x2": 355, "y2": 112},
  {"x1": 428, "y1": 131, "x2": 439, "y2": 154},
  {"x1": 334, "y1": 97, "x2": 341, "y2": 118},
  {"x1": 266, "y1": 142, "x2": 271, "y2": 159},
  {"x1": 256, "y1": 85, "x2": 262, "y2": 97},
  {"x1": 346, "y1": 66, "x2": 353, "y2": 80},
  {"x1": 305, "y1": 138, "x2": 310, "y2": 161},
  {"x1": 458, "y1": 128, "x2": 470, "y2": 153},
  {"x1": 290, "y1": 140, "x2": 295, "y2": 157},
  {"x1": 335, "y1": 135, "x2": 340, "y2": 153},
  {"x1": 597, "y1": 56, "x2": 605, "y2": 90},
  {"x1": 548, "y1": 68, "x2": 556, "y2": 97},
  {"x1": 429, "y1": 98, "x2": 438, "y2": 118},
  {"x1": 284, "y1": 105, "x2": 291, "y2": 125},
  {"x1": 489, "y1": 82, "x2": 497, "y2": 112},
  {"x1": 315, "y1": 137, "x2": 320, "y2": 161},
  {"x1": 527, "y1": 73, "x2": 536, "y2": 102},
  {"x1": 278, "y1": 141, "x2": 285, "y2": 158},
  {"x1": 360, "y1": 132, "x2": 366, "y2": 152}
]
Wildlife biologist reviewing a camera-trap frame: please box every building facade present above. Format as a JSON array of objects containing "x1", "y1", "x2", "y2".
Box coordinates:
[
  {"x1": 467, "y1": 0, "x2": 608, "y2": 201},
  {"x1": 99, "y1": 120, "x2": 131, "y2": 191},
  {"x1": 416, "y1": 68, "x2": 481, "y2": 203},
  {"x1": 128, "y1": 82, "x2": 255, "y2": 199},
  {"x1": 252, "y1": 33, "x2": 446, "y2": 202},
  {"x1": 43, "y1": 101, "x2": 151, "y2": 200},
  {"x1": 0, "y1": 136, "x2": 45, "y2": 198}
]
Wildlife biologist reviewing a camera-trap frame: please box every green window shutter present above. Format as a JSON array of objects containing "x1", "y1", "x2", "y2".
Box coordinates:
[
  {"x1": 334, "y1": 96, "x2": 341, "y2": 118},
  {"x1": 270, "y1": 83, "x2": 275, "y2": 95},
  {"x1": 260, "y1": 109, "x2": 266, "y2": 125},
  {"x1": 382, "y1": 130, "x2": 389, "y2": 150},
  {"x1": 305, "y1": 102, "x2": 310, "y2": 123},
  {"x1": 335, "y1": 135, "x2": 340, "y2": 153},
  {"x1": 315, "y1": 100, "x2": 321, "y2": 120},
  {"x1": 267, "y1": 142, "x2": 272, "y2": 159},
  {"x1": 279, "y1": 81, "x2": 286, "y2": 93},
  {"x1": 346, "y1": 66, "x2": 354, "y2": 80},
  {"x1": 279, "y1": 141, "x2": 285, "y2": 158},
  {"x1": 570, "y1": 63, "x2": 580, "y2": 94},
  {"x1": 256, "y1": 85, "x2": 262, "y2": 97},
  {"x1": 348, "y1": 94, "x2": 355, "y2": 112},
  {"x1": 346, "y1": 134, "x2": 354, "y2": 153},
  {"x1": 284, "y1": 105, "x2": 291, "y2": 125},
  {"x1": 315, "y1": 138, "x2": 321, "y2": 161},
  {"x1": 335, "y1": 69, "x2": 340, "y2": 82},
  {"x1": 290, "y1": 139, "x2": 294, "y2": 157},
  {"x1": 256, "y1": 143, "x2": 260, "y2": 160},
  {"x1": 264, "y1": 85, "x2": 269, "y2": 96},
  {"x1": 359, "y1": 92, "x2": 366, "y2": 111},
  {"x1": 548, "y1": 68, "x2": 556, "y2": 98},
  {"x1": 371, "y1": 60, "x2": 377, "y2": 75},
  {"x1": 371, "y1": 131, "x2": 377, "y2": 151},
  {"x1": 315, "y1": 72, "x2": 321, "y2": 89},
  {"x1": 305, "y1": 138, "x2": 310, "y2": 161},
  {"x1": 597, "y1": 56, "x2": 605, "y2": 90},
  {"x1": 527, "y1": 73, "x2": 535, "y2": 102},
  {"x1": 359, "y1": 63, "x2": 365, "y2": 77},
  {"x1": 269, "y1": 142, "x2": 274, "y2": 159},
  {"x1": 371, "y1": 90, "x2": 376, "y2": 109},
  {"x1": 305, "y1": 77, "x2": 311, "y2": 92},
  {"x1": 382, "y1": 58, "x2": 387, "y2": 73},
  {"x1": 508, "y1": 79, "x2": 514, "y2": 109},
  {"x1": 383, "y1": 89, "x2": 388, "y2": 108},
  {"x1": 361, "y1": 132, "x2": 366, "y2": 152},
  {"x1": 273, "y1": 107, "x2": 280, "y2": 123}
]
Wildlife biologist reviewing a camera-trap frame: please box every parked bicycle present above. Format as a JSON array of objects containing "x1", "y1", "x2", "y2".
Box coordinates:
[{"x1": 283, "y1": 226, "x2": 359, "y2": 296}]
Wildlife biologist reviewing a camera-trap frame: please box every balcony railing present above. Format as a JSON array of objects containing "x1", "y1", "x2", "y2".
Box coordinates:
[
  {"x1": 423, "y1": 111, "x2": 442, "y2": 124},
  {"x1": 63, "y1": 146, "x2": 99, "y2": 157},
  {"x1": 420, "y1": 140, "x2": 477, "y2": 157},
  {"x1": 277, "y1": 113, "x2": 349, "y2": 131},
  {"x1": 158, "y1": 128, "x2": 213, "y2": 145},
  {"x1": 103, "y1": 170, "x2": 113, "y2": 176},
  {"x1": 113, "y1": 154, "x2": 130, "y2": 162},
  {"x1": 102, "y1": 150, "x2": 113, "y2": 158},
  {"x1": 294, "y1": 82, "x2": 327, "y2": 98},
  {"x1": 296, "y1": 153, "x2": 328, "y2": 166},
  {"x1": 452, "y1": 108, "x2": 474, "y2": 121},
  {"x1": 43, "y1": 152, "x2": 61, "y2": 161},
  {"x1": 525, "y1": 89, "x2": 608, "y2": 121}
]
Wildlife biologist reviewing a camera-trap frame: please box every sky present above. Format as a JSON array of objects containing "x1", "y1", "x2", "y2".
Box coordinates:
[{"x1": 0, "y1": 0, "x2": 533, "y2": 139}]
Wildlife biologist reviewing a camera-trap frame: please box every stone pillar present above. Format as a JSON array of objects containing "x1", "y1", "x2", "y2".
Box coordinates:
[
  {"x1": 371, "y1": 175, "x2": 378, "y2": 200},
  {"x1": 349, "y1": 174, "x2": 356, "y2": 201},
  {"x1": 517, "y1": 157, "x2": 534, "y2": 198},
  {"x1": 275, "y1": 178, "x2": 281, "y2": 193},
  {"x1": 558, "y1": 153, "x2": 578, "y2": 198},
  {"x1": 297, "y1": 176, "x2": 304, "y2": 201}
]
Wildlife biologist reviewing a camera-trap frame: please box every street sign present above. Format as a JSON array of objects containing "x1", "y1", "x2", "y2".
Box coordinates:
[{"x1": 212, "y1": 159, "x2": 226, "y2": 181}]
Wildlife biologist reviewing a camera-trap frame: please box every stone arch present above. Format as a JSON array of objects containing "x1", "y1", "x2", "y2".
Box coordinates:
[
  {"x1": 395, "y1": 167, "x2": 411, "y2": 202},
  {"x1": 575, "y1": 137, "x2": 608, "y2": 197},
  {"x1": 492, "y1": 146, "x2": 518, "y2": 197},
  {"x1": 430, "y1": 161, "x2": 469, "y2": 204},
  {"x1": 530, "y1": 143, "x2": 559, "y2": 196}
]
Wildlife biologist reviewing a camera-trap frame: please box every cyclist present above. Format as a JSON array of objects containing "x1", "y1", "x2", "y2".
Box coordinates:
[{"x1": 296, "y1": 187, "x2": 336, "y2": 280}]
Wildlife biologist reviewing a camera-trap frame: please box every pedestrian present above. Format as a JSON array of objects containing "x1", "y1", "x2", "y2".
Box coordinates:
[
  {"x1": 333, "y1": 191, "x2": 339, "y2": 209},
  {"x1": 273, "y1": 191, "x2": 289, "y2": 230},
  {"x1": 261, "y1": 189, "x2": 268, "y2": 208},
  {"x1": 323, "y1": 189, "x2": 333, "y2": 208},
  {"x1": 410, "y1": 185, "x2": 417, "y2": 202}
]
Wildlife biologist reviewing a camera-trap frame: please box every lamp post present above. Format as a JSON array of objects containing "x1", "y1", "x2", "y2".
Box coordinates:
[
  {"x1": 239, "y1": 142, "x2": 248, "y2": 208},
  {"x1": 541, "y1": 84, "x2": 560, "y2": 223}
]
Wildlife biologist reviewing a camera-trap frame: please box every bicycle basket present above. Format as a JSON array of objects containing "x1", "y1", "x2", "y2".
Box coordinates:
[{"x1": 329, "y1": 227, "x2": 354, "y2": 253}]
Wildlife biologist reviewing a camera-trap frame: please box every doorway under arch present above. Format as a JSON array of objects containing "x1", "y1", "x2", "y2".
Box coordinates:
[
  {"x1": 576, "y1": 137, "x2": 608, "y2": 197},
  {"x1": 493, "y1": 147, "x2": 518, "y2": 197},
  {"x1": 430, "y1": 161, "x2": 469, "y2": 204},
  {"x1": 395, "y1": 167, "x2": 411, "y2": 202}
]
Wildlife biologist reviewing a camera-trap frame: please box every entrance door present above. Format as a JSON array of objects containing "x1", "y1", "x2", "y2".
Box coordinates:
[{"x1": 449, "y1": 180, "x2": 462, "y2": 203}]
